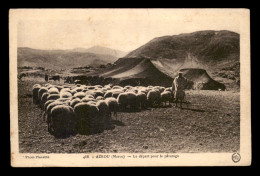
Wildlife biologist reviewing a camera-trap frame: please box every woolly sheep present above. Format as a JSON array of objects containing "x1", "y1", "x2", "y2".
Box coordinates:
[
  {"x1": 96, "y1": 100, "x2": 110, "y2": 130},
  {"x1": 40, "y1": 92, "x2": 50, "y2": 110},
  {"x1": 105, "y1": 97, "x2": 119, "y2": 120},
  {"x1": 73, "y1": 87, "x2": 84, "y2": 92},
  {"x1": 147, "y1": 90, "x2": 161, "y2": 107},
  {"x1": 48, "y1": 87, "x2": 59, "y2": 94},
  {"x1": 117, "y1": 92, "x2": 138, "y2": 111},
  {"x1": 136, "y1": 92, "x2": 147, "y2": 109},
  {"x1": 50, "y1": 105, "x2": 77, "y2": 137},
  {"x1": 60, "y1": 91, "x2": 72, "y2": 98},
  {"x1": 74, "y1": 102, "x2": 100, "y2": 134},
  {"x1": 160, "y1": 91, "x2": 172, "y2": 106},
  {"x1": 96, "y1": 96, "x2": 104, "y2": 101},
  {"x1": 104, "y1": 90, "x2": 114, "y2": 98},
  {"x1": 93, "y1": 90, "x2": 104, "y2": 98},
  {"x1": 85, "y1": 95, "x2": 94, "y2": 99},
  {"x1": 73, "y1": 92, "x2": 86, "y2": 99},
  {"x1": 47, "y1": 94, "x2": 60, "y2": 101},
  {"x1": 42, "y1": 100, "x2": 55, "y2": 121},
  {"x1": 112, "y1": 90, "x2": 124, "y2": 99},
  {"x1": 32, "y1": 85, "x2": 41, "y2": 105},
  {"x1": 112, "y1": 86, "x2": 123, "y2": 90},
  {"x1": 38, "y1": 87, "x2": 48, "y2": 103},
  {"x1": 70, "y1": 98, "x2": 81, "y2": 108},
  {"x1": 46, "y1": 101, "x2": 66, "y2": 132},
  {"x1": 81, "y1": 97, "x2": 95, "y2": 103}
]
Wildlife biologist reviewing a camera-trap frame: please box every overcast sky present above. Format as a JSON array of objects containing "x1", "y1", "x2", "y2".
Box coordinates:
[{"x1": 17, "y1": 9, "x2": 241, "y2": 52}]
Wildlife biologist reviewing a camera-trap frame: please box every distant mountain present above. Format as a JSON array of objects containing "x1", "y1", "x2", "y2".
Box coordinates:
[
  {"x1": 71, "y1": 46, "x2": 127, "y2": 58},
  {"x1": 17, "y1": 47, "x2": 120, "y2": 69}
]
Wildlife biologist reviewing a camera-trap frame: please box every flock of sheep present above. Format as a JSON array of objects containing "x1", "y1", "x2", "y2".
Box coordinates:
[{"x1": 32, "y1": 83, "x2": 174, "y2": 137}]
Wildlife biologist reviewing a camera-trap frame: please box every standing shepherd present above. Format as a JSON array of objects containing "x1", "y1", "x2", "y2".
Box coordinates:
[
  {"x1": 45, "y1": 74, "x2": 48, "y2": 82},
  {"x1": 172, "y1": 72, "x2": 189, "y2": 108}
]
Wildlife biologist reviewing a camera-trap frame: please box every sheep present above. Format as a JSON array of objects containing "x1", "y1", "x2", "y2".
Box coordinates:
[
  {"x1": 81, "y1": 97, "x2": 95, "y2": 103},
  {"x1": 70, "y1": 90, "x2": 77, "y2": 95},
  {"x1": 96, "y1": 100, "x2": 110, "y2": 130},
  {"x1": 47, "y1": 94, "x2": 60, "y2": 101},
  {"x1": 147, "y1": 89, "x2": 161, "y2": 107},
  {"x1": 85, "y1": 90, "x2": 96, "y2": 97},
  {"x1": 112, "y1": 90, "x2": 124, "y2": 99},
  {"x1": 60, "y1": 91, "x2": 72, "y2": 99},
  {"x1": 117, "y1": 92, "x2": 138, "y2": 111},
  {"x1": 55, "y1": 85, "x2": 64, "y2": 91},
  {"x1": 93, "y1": 90, "x2": 104, "y2": 98},
  {"x1": 87, "y1": 86, "x2": 96, "y2": 90},
  {"x1": 38, "y1": 87, "x2": 48, "y2": 104},
  {"x1": 96, "y1": 96, "x2": 104, "y2": 101},
  {"x1": 160, "y1": 91, "x2": 172, "y2": 106},
  {"x1": 74, "y1": 102, "x2": 99, "y2": 134},
  {"x1": 136, "y1": 92, "x2": 147, "y2": 109},
  {"x1": 32, "y1": 84, "x2": 41, "y2": 105},
  {"x1": 70, "y1": 98, "x2": 81, "y2": 108},
  {"x1": 104, "y1": 90, "x2": 114, "y2": 98},
  {"x1": 48, "y1": 87, "x2": 59, "y2": 94},
  {"x1": 73, "y1": 87, "x2": 84, "y2": 92},
  {"x1": 85, "y1": 95, "x2": 94, "y2": 99},
  {"x1": 46, "y1": 101, "x2": 66, "y2": 132},
  {"x1": 105, "y1": 97, "x2": 119, "y2": 120},
  {"x1": 42, "y1": 100, "x2": 55, "y2": 121},
  {"x1": 112, "y1": 86, "x2": 123, "y2": 90},
  {"x1": 73, "y1": 92, "x2": 86, "y2": 99},
  {"x1": 40, "y1": 92, "x2": 50, "y2": 110},
  {"x1": 50, "y1": 105, "x2": 77, "y2": 137}
]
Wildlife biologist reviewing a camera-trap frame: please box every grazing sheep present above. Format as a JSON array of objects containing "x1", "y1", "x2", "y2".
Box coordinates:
[
  {"x1": 70, "y1": 90, "x2": 77, "y2": 95},
  {"x1": 48, "y1": 87, "x2": 59, "y2": 94},
  {"x1": 73, "y1": 92, "x2": 86, "y2": 99},
  {"x1": 55, "y1": 85, "x2": 64, "y2": 91},
  {"x1": 38, "y1": 87, "x2": 48, "y2": 104},
  {"x1": 105, "y1": 97, "x2": 119, "y2": 120},
  {"x1": 117, "y1": 92, "x2": 138, "y2": 111},
  {"x1": 40, "y1": 92, "x2": 50, "y2": 110},
  {"x1": 74, "y1": 87, "x2": 84, "y2": 92},
  {"x1": 112, "y1": 86, "x2": 123, "y2": 90},
  {"x1": 96, "y1": 96, "x2": 104, "y2": 101},
  {"x1": 74, "y1": 102, "x2": 100, "y2": 134},
  {"x1": 87, "y1": 86, "x2": 96, "y2": 90},
  {"x1": 50, "y1": 105, "x2": 77, "y2": 137},
  {"x1": 60, "y1": 91, "x2": 72, "y2": 98},
  {"x1": 85, "y1": 94, "x2": 94, "y2": 99},
  {"x1": 46, "y1": 101, "x2": 65, "y2": 132},
  {"x1": 93, "y1": 90, "x2": 104, "y2": 98},
  {"x1": 42, "y1": 100, "x2": 55, "y2": 121},
  {"x1": 136, "y1": 92, "x2": 147, "y2": 109},
  {"x1": 147, "y1": 90, "x2": 161, "y2": 107},
  {"x1": 81, "y1": 97, "x2": 95, "y2": 103},
  {"x1": 112, "y1": 90, "x2": 124, "y2": 99},
  {"x1": 32, "y1": 85, "x2": 41, "y2": 105},
  {"x1": 85, "y1": 90, "x2": 96, "y2": 97},
  {"x1": 160, "y1": 91, "x2": 172, "y2": 106},
  {"x1": 104, "y1": 90, "x2": 114, "y2": 98},
  {"x1": 96, "y1": 100, "x2": 110, "y2": 130},
  {"x1": 70, "y1": 98, "x2": 81, "y2": 108},
  {"x1": 47, "y1": 94, "x2": 60, "y2": 101}
]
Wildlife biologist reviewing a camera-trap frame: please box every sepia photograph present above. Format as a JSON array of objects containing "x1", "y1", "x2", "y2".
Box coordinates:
[{"x1": 9, "y1": 9, "x2": 251, "y2": 167}]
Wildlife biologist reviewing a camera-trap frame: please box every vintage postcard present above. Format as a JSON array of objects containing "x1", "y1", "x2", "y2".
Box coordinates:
[{"x1": 9, "y1": 8, "x2": 251, "y2": 167}]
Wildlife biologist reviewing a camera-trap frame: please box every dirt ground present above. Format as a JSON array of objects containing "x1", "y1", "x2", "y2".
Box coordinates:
[{"x1": 17, "y1": 77, "x2": 240, "y2": 153}]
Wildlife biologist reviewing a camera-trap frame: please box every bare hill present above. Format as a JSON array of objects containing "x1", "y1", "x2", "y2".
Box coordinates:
[
  {"x1": 17, "y1": 47, "x2": 120, "y2": 69},
  {"x1": 72, "y1": 46, "x2": 127, "y2": 58}
]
